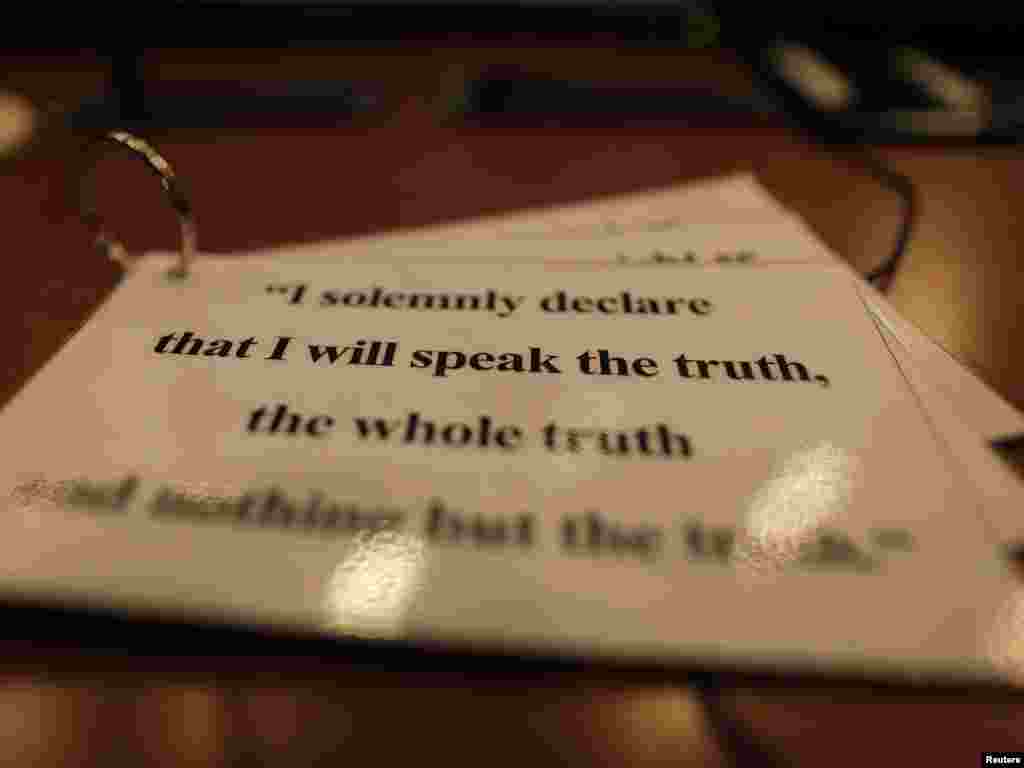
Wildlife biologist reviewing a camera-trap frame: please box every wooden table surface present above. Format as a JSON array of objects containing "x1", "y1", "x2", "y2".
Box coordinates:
[{"x1": 1, "y1": 47, "x2": 1023, "y2": 766}]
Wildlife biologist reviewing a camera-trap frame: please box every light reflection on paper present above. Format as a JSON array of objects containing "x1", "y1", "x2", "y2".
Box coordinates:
[
  {"x1": 738, "y1": 442, "x2": 860, "y2": 569},
  {"x1": 323, "y1": 530, "x2": 426, "y2": 638}
]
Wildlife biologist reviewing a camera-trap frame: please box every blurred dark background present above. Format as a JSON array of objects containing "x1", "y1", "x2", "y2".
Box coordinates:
[{"x1": 8, "y1": 1, "x2": 1024, "y2": 141}]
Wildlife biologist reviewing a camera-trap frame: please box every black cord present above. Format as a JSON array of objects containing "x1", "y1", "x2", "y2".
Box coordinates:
[
  {"x1": 719, "y1": 24, "x2": 920, "y2": 293},
  {"x1": 847, "y1": 148, "x2": 919, "y2": 293}
]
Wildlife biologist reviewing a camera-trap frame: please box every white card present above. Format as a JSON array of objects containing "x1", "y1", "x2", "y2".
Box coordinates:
[
  {"x1": 0, "y1": 257, "x2": 1019, "y2": 686},
  {"x1": 255, "y1": 175, "x2": 1024, "y2": 444},
  {"x1": 241, "y1": 177, "x2": 1024, "y2": 546}
]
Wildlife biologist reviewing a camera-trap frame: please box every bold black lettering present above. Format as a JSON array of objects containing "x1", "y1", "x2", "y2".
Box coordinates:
[
  {"x1": 350, "y1": 340, "x2": 366, "y2": 365},
  {"x1": 172, "y1": 332, "x2": 203, "y2": 356},
  {"x1": 441, "y1": 422, "x2": 473, "y2": 445},
  {"x1": 689, "y1": 298, "x2": 713, "y2": 315},
  {"x1": 542, "y1": 422, "x2": 560, "y2": 451},
  {"x1": 342, "y1": 291, "x2": 366, "y2": 307},
  {"x1": 596, "y1": 349, "x2": 628, "y2": 376},
  {"x1": 673, "y1": 353, "x2": 696, "y2": 378},
  {"x1": 203, "y1": 339, "x2": 233, "y2": 357},
  {"x1": 236, "y1": 337, "x2": 258, "y2": 358},
  {"x1": 633, "y1": 357, "x2": 658, "y2": 377},
  {"x1": 530, "y1": 347, "x2": 562, "y2": 374},
  {"x1": 266, "y1": 336, "x2": 292, "y2": 361},
  {"x1": 634, "y1": 428, "x2": 651, "y2": 455},
  {"x1": 657, "y1": 424, "x2": 691, "y2": 457},
  {"x1": 285, "y1": 284, "x2": 307, "y2": 305},
  {"x1": 305, "y1": 416, "x2": 335, "y2": 437},
  {"x1": 154, "y1": 332, "x2": 177, "y2": 353},
  {"x1": 404, "y1": 411, "x2": 436, "y2": 444},
  {"x1": 723, "y1": 361, "x2": 755, "y2": 381},
  {"x1": 470, "y1": 352, "x2": 495, "y2": 370},
  {"x1": 695, "y1": 359, "x2": 719, "y2": 379},
  {"x1": 540, "y1": 291, "x2": 568, "y2": 313},
  {"x1": 774, "y1": 354, "x2": 810, "y2": 382},
  {"x1": 354, "y1": 417, "x2": 400, "y2": 440},
  {"x1": 365, "y1": 341, "x2": 382, "y2": 366},
  {"x1": 576, "y1": 350, "x2": 597, "y2": 375},
  {"x1": 755, "y1": 355, "x2": 775, "y2": 380},
  {"x1": 410, "y1": 350, "x2": 433, "y2": 369},
  {"x1": 434, "y1": 350, "x2": 466, "y2": 377},
  {"x1": 452, "y1": 294, "x2": 481, "y2": 311},
  {"x1": 566, "y1": 428, "x2": 591, "y2": 452},
  {"x1": 268, "y1": 404, "x2": 290, "y2": 433},
  {"x1": 496, "y1": 426, "x2": 522, "y2": 450},
  {"x1": 307, "y1": 345, "x2": 348, "y2": 364},
  {"x1": 408, "y1": 293, "x2": 438, "y2": 311},
  {"x1": 247, "y1": 406, "x2": 268, "y2": 433},
  {"x1": 496, "y1": 352, "x2": 525, "y2": 372},
  {"x1": 599, "y1": 432, "x2": 629, "y2": 455}
]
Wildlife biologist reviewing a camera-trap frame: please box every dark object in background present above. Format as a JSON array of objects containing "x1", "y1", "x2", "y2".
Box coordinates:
[
  {"x1": 71, "y1": 50, "x2": 375, "y2": 132},
  {"x1": 10, "y1": 2, "x2": 716, "y2": 47},
  {"x1": 744, "y1": 41, "x2": 1024, "y2": 144},
  {"x1": 716, "y1": 3, "x2": 1024, "y2": 144},
  {"x1": 991, "y1": 434, "x2": 1024, "y2": 483},
  {"x1": 459, "y1": 70, "x2": 776, "y2": 125},
  {"x1": 25, "y1": 2, "x2": 1024, "y2": 141}
]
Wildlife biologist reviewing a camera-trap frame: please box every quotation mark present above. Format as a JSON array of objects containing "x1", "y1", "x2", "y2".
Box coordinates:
[{"x1": 265, "y1": 283, "x2": 307, "y2": 305}]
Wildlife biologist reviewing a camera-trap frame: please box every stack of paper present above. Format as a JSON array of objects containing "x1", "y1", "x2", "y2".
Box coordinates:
[{"x1": 0, "y1": 173, "x2": 1022, "y2": 687}]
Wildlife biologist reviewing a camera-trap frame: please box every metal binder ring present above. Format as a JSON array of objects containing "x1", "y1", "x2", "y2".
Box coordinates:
[{"x1": 80, "y1": 131, "x2": 196, "y2": 279}]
